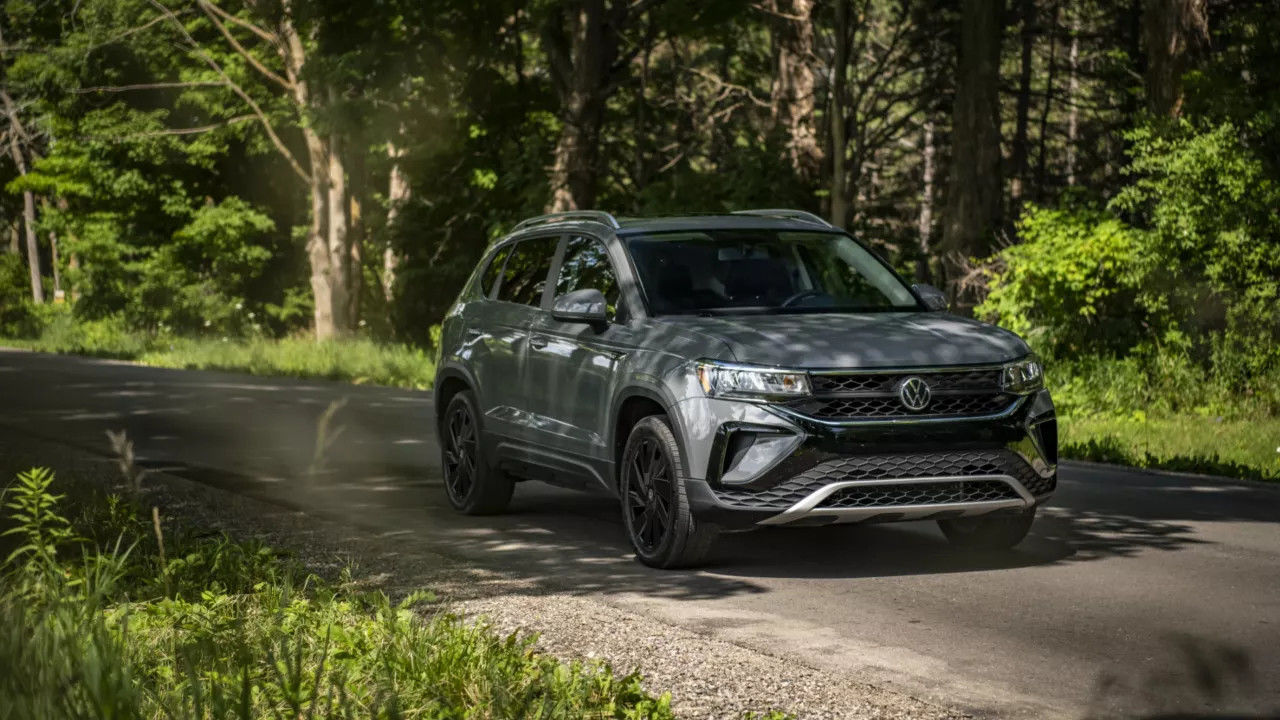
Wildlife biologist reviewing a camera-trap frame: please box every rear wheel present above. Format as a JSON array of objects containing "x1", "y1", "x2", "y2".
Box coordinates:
[
  {"x1": 938, "y1": 508, "x2": 1036, "y2": 549},
  {"x1": 620, "y1": 415, "x2": 717, "y2": 568},
  {"x1": 441, "y1": 390, "x2": 512, "y2": 515}
]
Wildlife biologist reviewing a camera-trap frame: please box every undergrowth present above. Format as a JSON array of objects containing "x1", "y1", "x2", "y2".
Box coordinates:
[{"x1": 0, "y1": 467, "x2": 743, "y2": 719}]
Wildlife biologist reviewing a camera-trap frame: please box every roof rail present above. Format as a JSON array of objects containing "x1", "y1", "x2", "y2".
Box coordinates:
[
  {"x1": 512, "y1": 210, "x2": 621, "y2": 232},
  {"x1": 731, "y1": 208, "x2": 833, "y2": 228}
]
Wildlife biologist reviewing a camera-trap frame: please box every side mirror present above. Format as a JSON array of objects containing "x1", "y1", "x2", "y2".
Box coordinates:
[
  {"x1": 912, "y1": 283, "x2": 949, "y2": 312},
  {"x1": 551, "y1": 288, "x2": 609, "y2": 327}
]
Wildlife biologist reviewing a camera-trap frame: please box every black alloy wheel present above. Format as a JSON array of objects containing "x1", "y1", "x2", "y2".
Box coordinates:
[
  {"x1": 443, "y1": 401, "x2": 477, "y2": 504},
  {"x1": 624, "y1": 434, "x2": 676, "y2": 554},
  {"x1": 440, "y1": 390, "x2": 512, "y2": 515},
  {"x1": 620, "y1": 415, "x2": 717, "y2": 568}
]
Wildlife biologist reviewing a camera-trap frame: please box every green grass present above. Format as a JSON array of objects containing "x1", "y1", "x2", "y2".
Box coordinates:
[
  {"x1": 2, "y1": 468, "x2": 769, "y2": 719},
  {"x1": 1061, "y1": 414, "x2": 1280, "y2": 481},
  {"x1": 2, "y1": 332, "x2": 435, "y2": 389}
]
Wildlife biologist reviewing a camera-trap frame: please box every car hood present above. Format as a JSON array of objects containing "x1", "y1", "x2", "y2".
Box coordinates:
[{"x1": 663, "y1": 312, "x2": 1029, "y2": 369}]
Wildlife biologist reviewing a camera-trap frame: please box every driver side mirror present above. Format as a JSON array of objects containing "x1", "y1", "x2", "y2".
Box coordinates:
[
  {"x1": 551, "y1": 288, "x2": 609, "y2": 328},
  {"x1": 912, "y1": 283, "x2": 949, "y2": 312}
]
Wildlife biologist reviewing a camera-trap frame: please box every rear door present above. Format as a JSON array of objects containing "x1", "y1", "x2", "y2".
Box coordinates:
[
  {"x1": 479, "y1": 234, "x2": 562, "y2": 442},
  {"x1": 525, "y1": 234, "x2": 633, "y2": 478}
]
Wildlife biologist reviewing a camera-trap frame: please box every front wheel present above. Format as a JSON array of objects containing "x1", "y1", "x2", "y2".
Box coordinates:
[
  {"x1": 440, "y1": 390, "x2": 512, "y2": 515},
  {"x1": 938, "y1": 508, "x2": 1036, "y2": 549},
  {"x1": 620, "y1": 415, "x2": 717, "y2": 569}
]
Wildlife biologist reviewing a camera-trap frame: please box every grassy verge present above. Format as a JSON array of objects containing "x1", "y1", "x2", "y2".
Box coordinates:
[
  {"x1": 1061, "y1": 415, "x2": 1280, "y2": 482},
  {"x1": 1, "y1": 468, "x2": 785, "y2": 719},
  {"x1": 1, "y1": 333, "x2": 435, "y2": 389}
]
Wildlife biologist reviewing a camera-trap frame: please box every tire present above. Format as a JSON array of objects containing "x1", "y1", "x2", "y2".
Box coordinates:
[
  {"x1": 440, "y1": 390, "x2": 512, "y2": 515},
  {"x1": 938, "y1": 508, "x2": 1036, "y2": 550},
  {"x1": 619, "y1": 415, "x2": 718, "y2": 568}
]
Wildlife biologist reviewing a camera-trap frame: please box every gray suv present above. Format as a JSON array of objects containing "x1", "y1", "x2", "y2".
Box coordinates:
[{"x1": 434, "y1": 210, "x2": 1057, "y2": 568}]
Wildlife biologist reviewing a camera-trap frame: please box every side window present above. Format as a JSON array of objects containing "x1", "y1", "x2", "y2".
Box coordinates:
[
  {"x1": 496, "y1": 236, "x2": 559, "y2": 307},
  {"x1": 480, "y1": 245, "x2": 511, "y2": 297},
  {"x1": 555, "y1": 235, "x2": 624, "y2": 322}
]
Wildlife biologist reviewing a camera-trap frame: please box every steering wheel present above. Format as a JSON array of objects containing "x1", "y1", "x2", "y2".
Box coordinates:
[{"x1": 780, "y1": 289, "x2": 825, "y2": 308}]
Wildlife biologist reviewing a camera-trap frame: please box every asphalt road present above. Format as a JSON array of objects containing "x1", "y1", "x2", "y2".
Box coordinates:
[{"x1": 2, "y1": 349, "x2": 1277, "y2": 718}]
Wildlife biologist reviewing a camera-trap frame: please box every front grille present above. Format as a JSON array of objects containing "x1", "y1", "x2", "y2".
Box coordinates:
[
  {"x1": 820, "y1": 479, "x2": 1018, "y2": 509},
  {"x1": 810, "y1": 369, "x2": 1001, "y2": 395},
  {"x1": 791, "y1": 393, "x2": 1013, "y2": 420},
  {"x1": 791, "y1": 368, "x2": 1013, "y2": 421},
  {"x1": 715, "y1": 449, "x2": 1047, "y2": 510}
]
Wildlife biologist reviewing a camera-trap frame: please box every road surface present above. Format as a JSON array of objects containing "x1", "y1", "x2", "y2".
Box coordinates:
[{"x1": 1, "y1": 349, "x2": 1276, "y2": 718}]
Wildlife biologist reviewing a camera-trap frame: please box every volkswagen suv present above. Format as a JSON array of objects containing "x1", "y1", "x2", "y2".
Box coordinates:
[{"x1": 433, "y1": 210, "x2": 1057, "y2": 568}]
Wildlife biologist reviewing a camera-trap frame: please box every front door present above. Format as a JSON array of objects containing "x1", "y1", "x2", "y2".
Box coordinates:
[{"x1": 525, "y1": 235, "x2": 633, "y2": 480}]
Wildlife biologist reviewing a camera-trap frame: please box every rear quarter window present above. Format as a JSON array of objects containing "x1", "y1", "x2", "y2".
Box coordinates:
[{"x1": 479, "y1": 245, "x2": 511, "y2": 297}]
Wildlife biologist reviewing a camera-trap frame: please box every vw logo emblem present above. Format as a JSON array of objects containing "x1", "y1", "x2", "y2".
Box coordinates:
[{"x1": 897, "y1": 376, "x2": 932, "y2": 411}]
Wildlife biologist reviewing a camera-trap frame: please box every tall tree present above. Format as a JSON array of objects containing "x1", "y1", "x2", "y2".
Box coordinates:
[
  {"x1": 941, "y1": 0, "x2": 1004, "y2": 262},
  {"x1": 542, "y1": 0, "x2": 665, "y2": 212},
  {"x1": 768, "y1": 0, "x2": 822, "y2": 184},
  {"x1": 0, "y1": 80, "x2": 42, "y2": 303},
  {"x1": 1142, "y1": 0, "x2": 1207, "y2": 117},
  {"x1": 1008, "y1": 0, "x2": 1036, "y2": 209},
  {"x1": 829, "y1": 0, "x2": 850, "y2": 226}
]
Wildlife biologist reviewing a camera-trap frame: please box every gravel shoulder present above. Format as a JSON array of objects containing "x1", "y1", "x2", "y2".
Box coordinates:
[{"x1": 0, "y1": 430, "x2": 966, "y2": 720}]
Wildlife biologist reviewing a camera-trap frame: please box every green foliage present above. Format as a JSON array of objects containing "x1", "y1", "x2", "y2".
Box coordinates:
[
  {"x1": 1062, "y1": 417, "x2": 1280, "y2": 482},
  {"x1": 1111, "y1": 120, "x2": 1280, "y2": 375},
  {"x1": 0, "y1": 253, "x2": 36, "y2": 335},
  {"x1": 0, "y1": 471, "x2": 686, "y2": 718},
  {"x1": 977, "y1": 204, "x2": 1143, "y2": 357}
]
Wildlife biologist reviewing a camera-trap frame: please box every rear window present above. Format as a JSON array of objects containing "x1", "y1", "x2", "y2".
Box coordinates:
[{"x1": 496, "y1": 236, "x2": 559, "y2": 306}]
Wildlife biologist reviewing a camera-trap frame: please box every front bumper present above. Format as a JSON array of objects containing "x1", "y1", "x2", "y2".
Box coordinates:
[{"x1": 676, "y1": 390, "x2": 1057, "y2": 530}]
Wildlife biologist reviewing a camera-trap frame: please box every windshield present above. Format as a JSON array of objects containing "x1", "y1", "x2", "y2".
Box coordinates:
[{"x1": 625, "y1": 230, "x2": 921, "y2": 315}]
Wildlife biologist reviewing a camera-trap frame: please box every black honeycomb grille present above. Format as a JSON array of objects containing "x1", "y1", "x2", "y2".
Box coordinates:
[
  {"x1": 821, "y1": 479, "x2": 1017, "y2": 509},
  {"x1": 715, "y1": 449, "x2": 1047, "y2": 510},
  {"x1": 809, "y1": 369, "x2": 1001, "y2": 395},
  {"x1": 791, "y1": 393, "x2": 1012, "y2": 420},
  {"x1": 794, "y1": 369, "x2": 1012, "y2": 420}
]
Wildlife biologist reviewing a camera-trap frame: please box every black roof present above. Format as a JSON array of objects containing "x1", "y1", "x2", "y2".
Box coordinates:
[
  {"x1": 507, "y1": 210, "x2": 840, "y2": 238},
  {"x1": 613, "y1": 214, "x2": 838, "y2": 235}
]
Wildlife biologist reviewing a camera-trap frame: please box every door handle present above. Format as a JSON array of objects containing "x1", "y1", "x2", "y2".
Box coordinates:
[{"x1": 529, "y1": 335, "x2": 549, "y2": 350}]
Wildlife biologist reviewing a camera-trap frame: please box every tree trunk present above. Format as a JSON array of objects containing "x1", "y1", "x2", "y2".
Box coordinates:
[
  {"x1": 544, "y1": 1, "x2": 615, "y2": 212},
  {"x1": 48, "y1": 230, "x2": 62, "y2": 296},
  {"x1": 941, "y1": 0, "x2": 1005, "y2": 260},
  {"x1": 7, "y1": 224, "x2": 18, "y2": 255},
  {"x1": 278, "y1": 0, "x2": 354, "y2": 339},
  {"x1": 769, "y1": 0, "x2": 822, "y2": 184},
  {"x1": 1036, "y1": 1, "x2": 1060, "y2": 196},
  {"x1": 548, "y1": 93, "x2": 605, "y2": 211},
  {"x1": 2, "y1": 86, "x2": 43, "y2": 303},
  {"x1": 326, "y1": 133, "x2": 352, "y2": 332},
  {"x1": 1009, "y1": 0, "x2": 1035, "y2": 210},
  {"x1": 829, "y1": 0, "x2": 850, "y2": 228},
  {"x1": 18, "y1": 189, "x2": 42, "y2": 303},
  {"x1": 1066, "y1": 4, "x2": 1079, "y2": 186},
  {"x1": 382, "y1": 136, "x2": 409, "y2": 305},
  {"x1": 1142, "y1": 0, "x2": 1207, "y2": 118},
  {"x1": 917, "y1": 119, "x2": 936, "y2": 283}
]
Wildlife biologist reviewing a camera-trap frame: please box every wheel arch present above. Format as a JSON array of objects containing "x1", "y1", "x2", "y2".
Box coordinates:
[
  {"x1": 610, "y1": 386, "x2": 690, "y2": 488},
  {"x1": 433, "y1": 366, "x2": 478, "y2": 430}
]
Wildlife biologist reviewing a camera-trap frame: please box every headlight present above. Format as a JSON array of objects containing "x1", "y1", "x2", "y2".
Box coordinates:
[
  {"x1": 696, "y1": 361, "x2": 810, "y2": 400},
  {"x1": 1001, "y1": 355, "x2": 1044, "y2": 394}
]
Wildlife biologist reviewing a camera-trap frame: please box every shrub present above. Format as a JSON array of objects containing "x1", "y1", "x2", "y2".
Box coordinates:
[
  {"x1": 1111, "y1": 120, "x2": 1280, "y2": 376},
  {"x1": 976, "y1": 204, "x2": 1143, "y2": 358}
]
